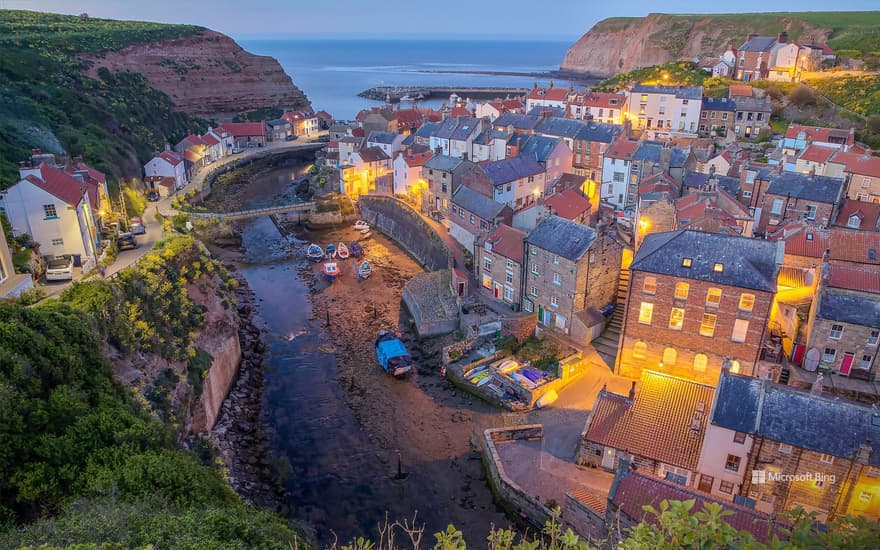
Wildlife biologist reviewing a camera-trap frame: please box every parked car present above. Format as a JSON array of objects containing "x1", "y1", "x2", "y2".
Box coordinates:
[
  {"x1": 147, "y1": 191, "x2": 160, "y2": 202},
  {"x1": 117, "y1": 232, "x2": 138, "y2": 250},
  {"x1": 45, "y1": 255, "x2": 74, "y2": 281},
  {"x1": 129, "y1": 217, "x2": 146, "y2": 235},
  {"x1": 285, "y1": 134, "x2": 299, "y2": 141}
]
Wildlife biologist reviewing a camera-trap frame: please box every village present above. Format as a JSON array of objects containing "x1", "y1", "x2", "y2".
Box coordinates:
[{"x1": 0, "y1": 28, "x2": 878, "y2": 545}]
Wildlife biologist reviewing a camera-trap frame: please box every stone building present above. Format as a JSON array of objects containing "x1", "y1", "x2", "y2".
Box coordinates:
[
  {"x1": 448, "y1": 186, "x2": 512, "y2": 253},
  {"x1": 475, "y1": 224, "x2": 527, "y2": 308},
  {"x1": 757, "y1": 171, "x2": 845, "y2": 234},
  {"x1": 616, "y1": 230, "x2": 783, "y2": 385},
  {"x1": 420, "y1": 155, "x2": 477, "y2": 215}
]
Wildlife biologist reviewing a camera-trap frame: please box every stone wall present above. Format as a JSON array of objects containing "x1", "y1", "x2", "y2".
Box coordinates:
[
  {"x1": 359, "y1": 195, "x2": 452, "y2": 271},
  {"x1": 564, "y1": 490, "x2": 607, "y2": 541},
  {"x1": 196, "y1": 332, "x2": 242, "y2": 432},
  {"x1": 502, "y1": 312, "x2": 538, "y2": 341},
  {"x1": 402, "y1": 270, "x2": 460, "y2": 337}
]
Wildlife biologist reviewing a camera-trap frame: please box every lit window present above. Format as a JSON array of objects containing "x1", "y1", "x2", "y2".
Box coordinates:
[
  {"x1": 693, "y1": 354, "x2": 708, "y2": 372},
  {"x1": 739, "y1": 293, "x2": 755, "y2": 312},
  {"x1": 859, "y1": 491, "x2": 873, "y2": 504},
  {"x1": 820, "y1": 454, "x2": 834, "y2": 464},
  {"x1": 633, "y1": 341, "x2": 647, "y2": 359},
  {"x1": 482, "y1": 275, "x2": 492, "y2": 289},
  {"x1": 779, "y1": 443, "x2": 792, "y2": 454},
  {"x1": 668, "y1": 308, "x2": 685, "y2": 330},
  {"x1": 553, "y1": 273, "x2": 562, "y2": 285},
  {"x1": 639, "y1": 302, "x2": 654, "y2": 325},
  {"x1": 706, "y1": 288, "x2": 722, "y2": 307},
  {"x1": 700, "y1": 314, "x2": 717, "y2": 337},
  {"x1": 550, "y1": 295, "x2": 559, "y2": 307},
  {"x1": 682, "y1": 258, "x2": 692, "y2": 267},
  {"x1": 733, "y1": 431, "x2": 746, "y2": 444},
  {"x1": 643, "y1": 276, "x2": 657, "y2": 294},
  {"x1": 725, "y1": 454, "x2": 741, "y2": 472},
  {"x1": 822, "y1": 348, "x2": 836, "y2": 363},
  {"x1": 730, "y1": 360, "x2": 741, "y2": 373},
  {"x1": 829, "y1": 324, "x2": 843, "y2": 340},
  {"x1": 662, "y1": 347, "x2": 677, "y2": 366},
  {"x1": 732, "y1": 319, "x2": 749, "y2": 343},
  {"x1": 713, "y1": 263, "x2": 724, "y2": 273},
  {"x1": 674, "y1": 282, "x2": 689, "y2": 300}
]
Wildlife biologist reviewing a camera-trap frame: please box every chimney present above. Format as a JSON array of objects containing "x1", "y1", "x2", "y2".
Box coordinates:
[
  {"x1": 856, "y1": 438, "x2": 872, "y2": 465},
  {"x1": 808, "y1": 166, "x2": 815, "y2": 179},
  {"x1": 607, "y1": 454, "x2": 634, "y2": 503},
  {"x1": 747, "y1": 32, "x2": 759, "y2": 42},
  {"x1": 777, "y1": 31, "x2": 788, "y2": 44},
  {"x1": 810, "y1": 372, "x2": 824, "y2": 396},
  {"x1": 628, "y1": 380, "x2": 636, "y2": 400}
]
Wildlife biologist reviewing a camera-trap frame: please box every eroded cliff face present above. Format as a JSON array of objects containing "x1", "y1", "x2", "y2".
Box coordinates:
[
  {"x1": 561, "y1": 14, "x2": 831, "y2": 76},
  {"x1": 82, "y1": 30, "x2": 310, "y2": 120}
]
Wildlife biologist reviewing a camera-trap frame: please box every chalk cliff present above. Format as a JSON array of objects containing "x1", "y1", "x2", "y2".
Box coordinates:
[{"x1": 83, "y1": 30, "x2": 310, "y2": 121}]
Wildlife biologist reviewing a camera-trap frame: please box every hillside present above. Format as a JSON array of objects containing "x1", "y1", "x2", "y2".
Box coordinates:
[
  {"x1": 0, "y1": 10, "x2": 309, "y2": 184},
  {"x1": 561, "y1": 11, "x2": 880, "y2": 76}
]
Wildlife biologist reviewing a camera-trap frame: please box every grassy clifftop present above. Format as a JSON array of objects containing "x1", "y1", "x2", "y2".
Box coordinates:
[{"x1": 0, "y1": 10, "x2": 206, "y2": 185}]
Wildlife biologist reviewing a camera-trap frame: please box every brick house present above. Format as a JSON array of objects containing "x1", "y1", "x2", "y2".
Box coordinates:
[
  {"x1": 731, "y1": 97, "x2": 772, "y2": 139},
  {"x1": 475, "y1": 223, "x2": 527, "y2": 307},
  {"x1": 517, "y1": 135, "x2": 572, "y2": 182},
  {"x1": 522, "y1": 216, "x2": 623, "y2": 336},
  {"x1": 832, "y1": 199, "x2": 880, "y2": 232},
  {"x1": 699, "y1": 97, "x2": 735, "y2": 136},
  {"x1": 736, "y1": 34, "x2": 777, "y2": 81},
  {"x1": 757, "y1": 171, "x2": 845, "y2": 234},
  {"x1": 421, "y1": 155, "x2": 477, "y2": 215},
  {"x1": 617, "y1": 230, "x2": 782, "y2": 385},
  {"x1": 466, "y1": 154, "x2": 546, "y2": 209},
  {"x1": 826, "y1": 151, "x2": 880, "y2": 203},
  {"x1": 448, "y1": 186, "x2": 512, "y2": 252},
  {"x1": 571, "y1": 121, "x2": 621, "y2": 185}
]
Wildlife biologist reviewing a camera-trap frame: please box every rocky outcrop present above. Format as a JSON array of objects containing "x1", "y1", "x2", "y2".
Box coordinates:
[
  {"x1": 82, "y1": 30, "x2": 310, "y2": 120},
  {"x1": 561, "y1": 13, "x2": 831, "y2": 76}
]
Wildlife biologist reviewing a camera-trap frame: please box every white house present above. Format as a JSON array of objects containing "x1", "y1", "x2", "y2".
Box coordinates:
[
  {"x1": 206, "y1": 127, "x2": 234, "y2": 157},
  {"x1": 525, "y1": 85, "x2": 569, "y2": 112},
  {"x1": 601, "y1": 138, "x2": 639, "y2": 210},
  {"x1": 144, "y1": 150, "x2": 187, "y2": 190},
  {"x1": 626, "y1": 84, "x2": 703, "y2": 136},
  {"x1": 471, "y1": 129, "x2": 507, "y2": 163},
  {"x1": 392, "y1": 151, "x2": 432, "y2": 196},
  {"x1": 2, "y1": 163, "x2": 99, "y2": 270},
  {"x1": 366, "y1": 131, "x2": 406, "y2": 158},
  {"x1": 429, "y1": 117, "x2": 483, "y2": 159}
]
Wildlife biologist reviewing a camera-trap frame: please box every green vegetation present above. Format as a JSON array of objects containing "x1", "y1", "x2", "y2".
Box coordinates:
[
  {"x1": 805, "y1": 75, "x2": 880, "y2": 117},
  {"x1": 233, "y1": 107, "x2": 284, "y2": 122},
  {"x1": 0, "y1": 10, "x2": 206, "y2": 185},
  {"x1": 121, "y1": 180, "x2": 147, "y2": 218},
  {"x1": 593, "y1": 61, "x2": 720, "y2": 92}
]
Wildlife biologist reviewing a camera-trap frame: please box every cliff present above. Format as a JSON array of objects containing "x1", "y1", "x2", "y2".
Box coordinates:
[
  {"x1": 82, "y1": 30, "x2": 311, "y2": 121},
  {"x1": 560, "y1": 12, "x2": 880, "y2": 76}
]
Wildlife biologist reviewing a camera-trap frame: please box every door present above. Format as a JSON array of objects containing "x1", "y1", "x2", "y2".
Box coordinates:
[
  {"x1": 493, "y1": 284, "x2": 501, "y2": 298},
  {"x1": 543, "y1": 310, "x2": 552, "y2": 326},
  {"x1": 555, "y1": 313, "x2": 567, "y2": 332},
  {"x1": 698, "y1": 474, "x2": 714, "y2": 494},
  {"x1": 840, "y1": 352, "x2": 854, "y2": 376},
  {"x1": 457, "y1": 282, "x2": 465, "y2": 297},
  {"x1": 601, "y1": 447, "x2": 615, "y2": 469},
  {"x1": 538, "y1": 305, "x2": 544, "y2": 324}
]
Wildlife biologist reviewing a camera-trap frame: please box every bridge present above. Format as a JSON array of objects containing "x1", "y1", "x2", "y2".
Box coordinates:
[{"x1": 186, "y1": 201, "x2": 315, "y2": 221}]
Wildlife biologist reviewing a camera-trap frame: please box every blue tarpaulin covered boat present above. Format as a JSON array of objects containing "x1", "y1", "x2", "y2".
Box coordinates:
[{"x1": 375, "y1": 329, "x2": 412, "y2": 377}]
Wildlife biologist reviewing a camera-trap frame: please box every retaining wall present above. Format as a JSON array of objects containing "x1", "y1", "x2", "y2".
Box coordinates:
[{"x1": 358, "y1": 196, "x2": 452, "y2": 271}]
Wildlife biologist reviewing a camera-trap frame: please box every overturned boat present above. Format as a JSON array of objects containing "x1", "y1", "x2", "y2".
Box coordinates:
[
  {"x1": 374, "y1": 329, "x2": 412, "y2": 377},
  {"x1": 307, "y1": 243, "x2": 324, "y2": 262}
]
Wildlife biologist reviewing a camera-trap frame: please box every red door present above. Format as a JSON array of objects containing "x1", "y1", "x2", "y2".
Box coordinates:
[
  {"x1": 840, "y1": 353, "x2": 854, "y2": 376},
  {"x1": 493, "y1": 285, "x2": 500, "y2": 298},
  {"x1": 792, "y1": 344, "x2": 805, "y2": 365}
]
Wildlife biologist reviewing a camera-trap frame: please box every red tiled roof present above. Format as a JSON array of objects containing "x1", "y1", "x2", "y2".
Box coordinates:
[
  {"x1": 396, "y1": 108, "x2": 423, "y2": 125},
  {"x1": 612, "y1": 472, "x2": 784, "y2": 543},
  {"x1": 216, "y1": 122, "x2": 266, "y2": 137},
  {"x1": 829, "y1": 151, "x2": 880, "y2": 178},
  {"x1": 159, "y1": 151, "x2": 183, "y2": 166},
  {"x1": 574, "y1": 91, "x2": 625, "y2": 110},
  {"x1": 352, "y1": 127, "x2": 365, "y2": 137},
  {"x1": 544, "y1": 188, "x2": 591, "y2": 220},
  {"x1": 449, "y1": 106, "x2": 471, "y2": 117},
  {"x1": 778, "y1": 266, "x2": 811, "y2": 288},
  {"x1": 606, "y1": 138, "x2": 639, "y2": 160},
  {"x1": 64, "y1": 160, "x2": 106, "y2": 185},
  {"x1": 184, "y1": 149, "x2": 201, "y2": 162},
  {"x1": 728, "y1": 84, "x2": 753, "y2": 97},
  {"x1": 829, "y1": 229, "x2": 880, "y2": 265},
  {"x1": 784, "y1": 123, "x2": 853, "y2": 145},
  {"x1": 403, "y1": 151, "x2": 433, "y2": 168},
  {"x1": 833, "y1": 198, "x2": 880, "y2": 231},
  {"x1": 485, "y1": 223, "x2": 526, "y2": 264},
  {"x1": 201, "y1": 133, "x2": 220, "y2": 146},
  {"x1": 316, "y1": 110, "x2": 332, "y2": 119},
  {"x1": 799, "y1": 144, "x2": 836, "y2": 164},
  {"x1": 827, "y1": 263, "x2": 880, "y2": 293},
  {"x1": 26, "y1": 163, "x2": 84, "y2": 205},
  {"x1": 585, "y1": 371, "x2": 715, "y2": 471},
  {"x1": 528, "y1": 87, "x2": 568, "y2": 101},
  {"x1": 781, "y1": 226, "x2": 829, "y2": 258}
]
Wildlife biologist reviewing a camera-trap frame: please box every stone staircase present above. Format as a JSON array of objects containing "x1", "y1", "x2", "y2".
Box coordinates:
[{"x1": 592, "y1": 267, "x2": 630, "y2": 369}]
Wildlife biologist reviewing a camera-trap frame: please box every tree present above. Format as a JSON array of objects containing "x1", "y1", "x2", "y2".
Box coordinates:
[
  {"x1": 867, "y1": 115, "x2": 880, "y2": 135},
  {"x1": 788, "y1": 85, "x2": 817, "y2": 108}
]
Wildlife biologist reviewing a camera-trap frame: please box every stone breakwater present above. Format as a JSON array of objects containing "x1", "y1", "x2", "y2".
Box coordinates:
[{"x1": 209, "y1": 268, "x2": 289, "y2": 514}]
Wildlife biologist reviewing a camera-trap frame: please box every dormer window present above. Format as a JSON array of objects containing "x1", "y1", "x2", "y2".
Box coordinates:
[
  {"x1": 714, "y1": 263, "x2": 724, "y2": 273},
  {"x1": 682, "y1": 258, "x2": 693, "y2": 267},
  {"x1": 847, "y1": 214, "x2": 862, "y2": 229},
  {"x1": 870, "y1": 249, "x2": 877, "y2": 261},
  {"x1": 806, "y1": 232, "x2": 814, "y2": 241}
]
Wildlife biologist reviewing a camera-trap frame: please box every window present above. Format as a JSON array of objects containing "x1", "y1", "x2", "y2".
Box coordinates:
[
  {"x1": 815, "y1": 479, "x2": 826, "y2": 489},
  {"x1": 859, "y1": 491, "x2": 873, "y2": 504},
  {"x1": 50, "y1": 238, "x2": 64, "y2": 246},
  {"x1": 506, "y1": 259, "x2": 514, "y2": 270},
  {"x1": 725, "y1": 455, "x2": 741, "y2": 472},
  {"x1": 706, "y1": 288, "x2": 722, "y2": 307},
  {"x1": 459, "y1": 209, "x2": 465, "y2": 219},
  {"x1": 862, "y1": 177, "x2": 871, "y2": 188},
  {"x1": 633, "y1": 341, "x2": 647, "y2": 359},
  {"x1": 734, "y1": 431, "x2": 747, "y2": 444},
  {"x1": 643, "y1": 276, "x2": 657, "y2": 294},
  {"x1": 613, "y1": 172, "x2": 624, "y2": 183},
  {"x1": 531, "y1": 245, "x2": 538, "y2": 255},
  {"x1": 674, "y1": 282, "x2": 689, "y2": 300},
  {"x1": 721, "y1": 112, "x2": 729, "y2": 121},
  {"x1": 531, "y1": 264, "x2": 539, "y2": 275},
  {"x1": 861, "y1": 355, "x2": 873, "y2": 370},
  {"x1": 779, "y1": 443, "x2": 792, "y2": 454},
  {"x1": 732, "y1": 319, "x2": 749, "y2": 343},
  {"x1": 693, "y1": 354, "x2": 708, "y2": 372},
  {"x1": 700, "y1": 313, "x2": 717, "y2": 337},
  {"x1": 701, "y1": 111, "x2": 707, "y2": 119},
  {"x1": 682, "y1": 258, "x2": 692, "y2": 268},
  {"x1": 771, "y1": 198, "x2": 783, "y2": 215},
  {"x1": 719, "y1": 481, "x2": 735, "y2": 494},
  {"x1": 552, "y1": 254, "x2": 560, "y2": 265},
  {"x1": 819, "y1": 454, "x2": 834, "y2": 465},
  {"x1": 822, "y1": 348, "x2": 836, "y2": 363},
  {"x1": 870, "y1": 330, "x2": 880, "y2": 346},
  {"x1": 668, "y1": 308, "x2": 685, "y2": 330},
  {"x1": 848, "y1": 214, "x2": 862, "y2": 229},
  {"x1": 550, "y1": 295, "x2": 559, "y2": 307},
  {"x1": 483, "y1": 257, "x2": 492, "y2": 272},
  {"x1": 504, "y1": 287, "x2": 514, "y2": 302},
  {"x1": 470, "y1": 214, "x2": 475, "y2": 225},
  {"x1": 805, "y1": 204, "x2": 817, "y2": 220},
  {"x1": 742, "y1": 190, "x2": 752, "y2": 199},
  {"x1": 505, "y1": 271, "x2": 513, "y2": 284},
  {"x1": 639, "y1": 302, "x2": 654, "y2": 325},
  {"x1": 530, "y1": 286, "x2": 538, "y2": 297},
  {"x1": 662, "y1": 347, "x2": 677, "y2": 366},
  {"x1": 713, "y1": 263, "x2": 724, "y2": 273},
  {"x1": 42, "y1": 204, "x2": 58, "y2": 218},
  {"x1": 830, "y1": 324, "x2": 844, "y2": 340},
  {"x1": 482, "y1": 274, "x2": 492, "y2": 289},
  {"x1": 739, "y1": 293, "x2": 755, "y2": 312},
  {"x1": 523, "y1": 300, "x2": 533, "y2": 313},
  {"x1": 552, "y1": 273, "x2": 561, "y2": 286}
]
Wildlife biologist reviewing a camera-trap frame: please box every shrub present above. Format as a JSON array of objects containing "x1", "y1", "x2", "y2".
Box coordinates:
[{"x1": 788, "y1": 85, "x2": 817, "y2": 107}]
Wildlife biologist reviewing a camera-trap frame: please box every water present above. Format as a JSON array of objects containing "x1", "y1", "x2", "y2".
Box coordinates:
[{"x1": 237, "y1": 38, "x2": 573, "y2": 119}]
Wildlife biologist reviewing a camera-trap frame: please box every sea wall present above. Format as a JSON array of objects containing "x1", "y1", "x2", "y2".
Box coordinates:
[
  {"x1": 358, "y1": 196, "x2": 452, "y2": 272},
  {"x1": 194, "y1": 332, "x2": 241, "y2": 432}
]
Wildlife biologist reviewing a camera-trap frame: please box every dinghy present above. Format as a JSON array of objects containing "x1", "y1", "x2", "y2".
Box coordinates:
[
  {"x1": 375, "y1": 329, "x2": 412, "y2": 377},
  {"x1": 349, "y1": 241, "x2": 364, "y2": 258},
  {"x1": 358, "y1": 229, "x2": 372, "y2": 240},
  {"x1": 306, "y1": 243, "x2": 324, "y2": 262},
  {"x1": 322, "y1": 262, "x2": 339, "y2": 282},
  {"x1": 325, "y1": 243, "x2": 337, "y2": 259},
  {"x1": 354, "y1": 220, "x2": 370, "y2": 231},
  {"x1": 536, "y1": 389, "x2": 559, "y2": 409},
  {"x1": 357, "y1": 261, "x2": 372, "y2": 280},
  {"x1": 337, "y1": 242, "x2": 350, "y2": 260}
]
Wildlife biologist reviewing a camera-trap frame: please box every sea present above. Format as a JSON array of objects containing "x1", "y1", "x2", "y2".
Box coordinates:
[{"x1": 236, "y1": 38, "x2": 577, "y2": 120}]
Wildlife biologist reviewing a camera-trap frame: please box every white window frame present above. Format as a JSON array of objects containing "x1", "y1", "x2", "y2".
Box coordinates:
[
  {"x1": 639, "y1": 302, "x2": 654, "y2": 325},
  {"x1": 550, "y1": 295, "x2": 559, "y2": 307},
  {"x1": 829, "y1": 324, "x2": 844, "y2": 340},
  {"x1": 732, "y1": 319, "x2": 749, "y2": 343},
  {"x1": 552, "y1": 273, "x2": 562, "y2": 286}
]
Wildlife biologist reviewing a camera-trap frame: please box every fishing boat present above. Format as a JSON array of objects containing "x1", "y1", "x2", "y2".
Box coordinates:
[
  {"x1": 322, "y1": 262, "x2": 339, "y2": 282},
  {"x1": 358, "y1": 228, "x2": 372, "y2": 240},
  {"x1": 306, "y1": 243, "x2": 324, "y2": 262},
  {"x1": 353, "y1": 220, "x2": 370, "y2": 231},
  {"x1": 325, "y1": 243, "x2": 337, "y2": 259},
  {"x1": 535, "y1": 389, "x2": 558, "y2": 409},
  {"x1": 357, "y1": 261, "x2": 372, "y2": 280},
  {"x1": 337, "y1": 242, "x2": 350, "y2": 260},
  {"x1": 374, "y1": 329, "x2": 412, "y2": 377},
  {"x1": 349, "y1": 241, "x2": 364, "y2": 258}
]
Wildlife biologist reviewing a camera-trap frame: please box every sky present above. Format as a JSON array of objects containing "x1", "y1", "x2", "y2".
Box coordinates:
[{"x1": 5, "y1": 0, "x2": 880, "y2": 41}]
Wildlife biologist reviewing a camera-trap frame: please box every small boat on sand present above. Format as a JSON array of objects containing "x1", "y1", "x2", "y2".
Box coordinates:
[
  {"x1": 349, "y1": 241, "x2": 364, "y2": 258},
  {"x1": 536, "y1": 389, "x2": 558, "y2": 409},
  {"x1": 322, "y1": 262, "x2": 339, "y2": 282},
  {"x1": 354, "y1": 220, "x2": 370, "y2": 231},
  {"x1": 375, "y1": 329, "x2": 412, "y2": 377},
  {"x1": 358, "y1": 229, "x2": 372, "y2": 240},
  {"x1": 326, "y1": 243, "x2": 337, "y2": 259},
  {"x1": 306, "y1": 243, "x2": 324, "y2": 262},
  {"x1": 356, "y1": 260, "x2": 372, "y2": 280},
  {"x1": 337, "y1": 242, "x2": 350, "y2": 259}
]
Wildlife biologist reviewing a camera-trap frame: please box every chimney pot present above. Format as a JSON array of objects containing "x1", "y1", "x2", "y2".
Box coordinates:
[
  {"x1": 628, "y1": 380, "x2": 636, "y2": 400},
  {"x1": 777, "y1": 31, "x2": 788, "y2": 44}
]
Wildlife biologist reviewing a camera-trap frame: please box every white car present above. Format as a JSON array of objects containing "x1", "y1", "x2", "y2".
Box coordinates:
[
  {"x1": 353, "y1": 220, "x2": 370, "y2": 231},
  {"x1": 45, "y1": 255, "x2": 74, "y2": 281}
]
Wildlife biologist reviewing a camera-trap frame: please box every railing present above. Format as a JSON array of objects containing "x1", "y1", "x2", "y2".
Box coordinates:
[{"x1": 187, "y1": 201, "x2": 315, "y2": 221}]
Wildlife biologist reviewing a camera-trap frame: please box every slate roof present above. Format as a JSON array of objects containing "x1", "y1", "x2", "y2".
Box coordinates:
[
  {"x1": 484, "y1": 223, "x2": 526, "y2": 263},
  {"x1": 435, "y1": 117, "x2": 480, "y2": 141},
  {"x1": 414, "y1": 122, "x2": 441, "y2": 139},
  {"x1": 519, "y1": 135, "x2": 564, "y2": 163},
  {"x1": 357, "y1": 146, "x2": 390, "y2": 163},
  {"x1": 535, "y1": 117, "x2": 587, "y2": 139},
  {"x1": 266, "y1": 118, "x2": 290, "y2": 128},
  {"x1": 631, "y1": 84, "x2": 703, "y2": 100},
  {"x1": 818, "y1": 288, "x2": 880, "y2": 328},
  {"x1": 575, "y1": 121, "x2": 621, "y2": 143},
  {"x1": 633, "y1": 142, "x2": 662, "y2": 163},
  {"x1": 702, "y1": 97, "x2": 736, "y2": 112},
  {"x1": 493, "y1": 113, "x2": 542, "y2": 130},
  {"x1": 733, "y1": 96, "x2": 772, "y2": 113},
  {"x1": 669, "y1": 147, "x2": 690, "y2": 168},
  {"x1": 740, "y1": 36, "x2": 777, "y2": 52},
  {"x1": 585, "y1": 370, "x2": 715, "y2": 470},
  {"x1": 424, "y1": 154, "x2": 465, "y2": 172},
  {"x1": 527, "y1": 105, "x2": 565, "y2": 117},
  {"x1": 765, "y1": 171, "x2": 844, "y2": 204},
  {"x1": 525, "y1": 215, "x2": 596, "y2": 261},
  {"x1": 548, "y1": 173, "x2": 586, "y2": 193},
  {"x1": 631, "y1": 230, "x2": 780, "y2": 292},
  {"x1": 367, "y1": 130, "x2": 398, "y2": 145},
  {"x1": 712, "y1": 371, "x2": 880, "y2": 465},
  {"x1": 482, "y1": 154, "x2": 544, "y2": 186},
  {"x1": 451, "y1": 185, "x2": 507, "y2": 222}
]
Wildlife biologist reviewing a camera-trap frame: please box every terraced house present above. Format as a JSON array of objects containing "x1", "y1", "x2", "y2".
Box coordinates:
[{"x1": 475, "y1": 224, "x2": 527, "y2": 308}]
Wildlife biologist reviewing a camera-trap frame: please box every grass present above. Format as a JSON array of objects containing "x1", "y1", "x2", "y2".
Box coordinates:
[
  {"x1": 805, "y1": 75, "x2": 880, "y2": 117},
  {"x1": 593, "y1": 61, "x2": 721, "y2": 92}
]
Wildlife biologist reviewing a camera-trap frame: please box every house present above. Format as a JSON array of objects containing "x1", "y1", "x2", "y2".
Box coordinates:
[
  {"x1": 394, "y1": 108, "x2": 424, "y2": 134},
  {"x1": 492, "y1": 112, "x2": 542, "y2": 134},
  {"x1": 517, "y1": 135, "x2": 572, "y2": 182},
  {"x1": 617, "y1": 230, "x2": 782, "y2": 385},
  {"x1": 282, "y1": 110, "x2": 319, "y2": 136},
  {"x1": 328, "y1": 123, "x2": 354, "y2": 141},
  {"x1": 534, "y1": 117, "x2": 589, "y2": 152},
  {"x1": 732, "y1": 97, "x2": 772, "y2": 139},
  {"x1": 634, "y1": 192, "x2": 676, "y2": 249},
  {"x1": 467, "y1": 154, "x2": 546, "y2": 209},
  {"x1": 356, "y1": 107, "x2": 396, "y2": 135},
  {"x1": 470, "y1": 129, "x2": 508, "y2": 163},
  {"x1": 683, "y1": 172, "x2": 740, "y2": 198},
  {"x1": 757, "y1": 171, "x2": 846, "y2": 233},
  {"x1": 411, "y1": 122, "x2": 441, "y2": 148},
  {"x1": 429, "y1": 116, "x2": 484, "y2": 159},
  {"x1": 266, "y1": 118, "x2": 292, "y2": 141},
  {"x1": 572, "y1": 121, "x2": 622, "y2": 184},
  {"x1": 341, "y1": 146, "x2": 391, "y2": 196},
  {"x1": 527, "y1": 105, "x2": 565, "y2": 118},
  {"x1": 392, "y1": 150, "x2": 432, "y2": 197},
  {"x1": 546, "y1": 173, "x2": 589, "y2": 196},
  {"x1": 63, "y1": 156, "x2": 107, "y2": 215},
  {"x1": 421, "y1": 155, "x2": 477, "y2": 215},
  {"x1": 626, "y1": 85, "x2": 703, "y2": 136},
  {"x1": 767, "y1": 38, "x2": 806, "y2": 82},
  {"x1": 522, "y1": 215, "x2": 623, "y2": 336},
  {"x1": 315, "y1": 110, "x2": 334, "y2": 130},
  {"x1": 366, "y1": 130, "x2": 406, "y2": 158},
  {"x1": 525, "y1": 83, "x2": 569, "y2": 111},
  {"x1": 711, "y1": 371, "x2": 880, "y2": 521},
  {"x1": 794, "y1": 144, "x2": 838, "y2": 176},
  {"x1": 579, "y1": 369, "x2": 715, "y2": 485},
  {"x1": 475, "y1": 98, "x2": 525, "y2": 122},
  {"x1": 737, "y1": 164, "x2": 777, "y2": 213},
  {"x1": 601, "y1": 138, "x2": 639, "y2": 210},
  {"x1": 216, "y1": 122, "x2": 267, "y2": 148},
  {"x1": 699, "y1": 97, "x2": 735, "y2": 136},
  {"x1": 144, "y1": 150, "x2": 187, "y2": 193},
  {"x1": 3, "y1": 163, "x2": 99, "y2": 270},
  {"x1": 781, "y1": 124, "x2": 855, "y2": 158},
  {"x1": 448, "y1": 186, "x2": 512, "y2": 252},
  {"x1": 544, "y1": 188, "x2": 592, "y2": 225},
  {"x1": 736, "y1": 33, "x2": 779, "y2": 81},
  {"x1": 475, "y1": 224, "x2": 526, "y2": 307},
  {"x1": 833, "y1": 199, "x2": 880, "y2": 232},
  {"x1": 698, "y1": 57, "x2": 733, "y2": 78},
  {"x1": 0, "y1": 222, "x2": 34, "y2": 299},
  {"x1": 565, "y1": 91, "x2": 626, "y2": 124},
  {"x1": 199, "y1": 132, "x2": 223, "y2": 163},
  {"x1": 826, "y1": 151, "x2": 880, "y2": 202},
  {"x1": 630, "y1": 141, "x2": 663, "y2": 185},
  {"x1": 675, "y1": 186, "x2": 754, "y2": 237}
]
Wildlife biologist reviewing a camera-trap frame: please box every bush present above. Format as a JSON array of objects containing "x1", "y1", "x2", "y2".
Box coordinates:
[
  {"x1": 11, "y1": 287, "x2": 46, "y2": 306},
  {"x1": 122, "y1": 182, "x2": 147, "y2": 218},
  {"x1": 788, "y1": 85, "x2": 817, "y2": 108}
]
